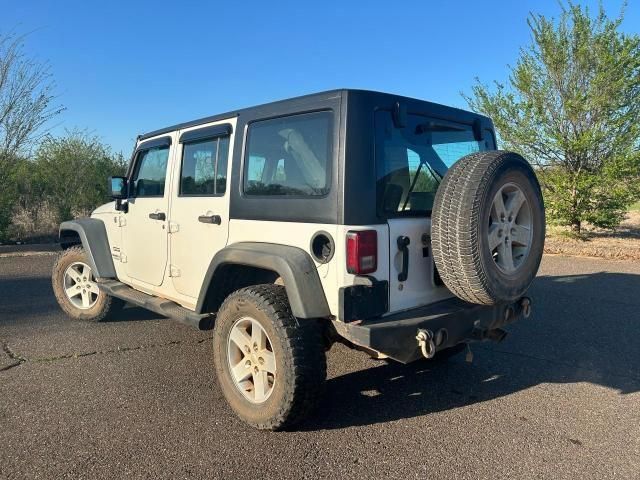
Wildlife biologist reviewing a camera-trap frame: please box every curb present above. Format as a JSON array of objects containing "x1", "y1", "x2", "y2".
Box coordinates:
[{"x1": 0, "y1": 243, "x2": 61, "y2": 258}]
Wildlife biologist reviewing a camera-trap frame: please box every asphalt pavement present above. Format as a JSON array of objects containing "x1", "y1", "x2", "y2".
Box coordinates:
[{"x1": 1, "y1": 254, "x2": 639, "y2": 479}]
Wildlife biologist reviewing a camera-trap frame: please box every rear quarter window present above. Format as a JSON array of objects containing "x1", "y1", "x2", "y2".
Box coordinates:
[{"x1": 243, "y1": 111, "x2": 332, "y2": 197}]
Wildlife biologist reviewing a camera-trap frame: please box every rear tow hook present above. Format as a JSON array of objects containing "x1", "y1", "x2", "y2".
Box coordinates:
[{"x1": 416, "y1": 329, "x2": 436, "y2": 359}]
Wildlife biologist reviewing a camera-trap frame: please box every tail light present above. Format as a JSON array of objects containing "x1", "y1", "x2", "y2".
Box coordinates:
[{"x1": 346, "y1": 230, "x2": 377, "y2": 274}]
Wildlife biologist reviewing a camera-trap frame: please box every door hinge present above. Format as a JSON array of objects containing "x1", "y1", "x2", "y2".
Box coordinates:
[
  {"x1": 168, "y1": 221, "x2": 179, "y2": 233},
  {"x1": 169, "y1": 265, "x2": 181, "y2": 277},
  {"x1": 117, "y1": 216, "x2": 126, "y2": 227},
  {"x1": 120, "y1": 253, "x2": 127, "y2": 263}
]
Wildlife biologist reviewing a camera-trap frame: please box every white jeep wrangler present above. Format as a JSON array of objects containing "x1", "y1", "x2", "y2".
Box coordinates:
[{"x1": 52, "y1": 90, "x2": 544, "y2": 430}]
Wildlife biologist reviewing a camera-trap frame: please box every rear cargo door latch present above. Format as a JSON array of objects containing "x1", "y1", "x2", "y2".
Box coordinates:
[{"x1": 397, "y1": 236, "x2": 410, "y2": 282}]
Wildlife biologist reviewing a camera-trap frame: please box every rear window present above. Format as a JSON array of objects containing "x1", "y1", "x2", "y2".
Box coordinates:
[
  {"x1": 244, "y1": 111, "x2": 332, "y2": 197},
  {"x1": 375, "y1": 110, "x2": 494, "y2": 216}
]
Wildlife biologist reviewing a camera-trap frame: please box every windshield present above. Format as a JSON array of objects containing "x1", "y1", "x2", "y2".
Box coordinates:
[{"x1": 375, "y1": 110, "x2": 495, "y2": 216}]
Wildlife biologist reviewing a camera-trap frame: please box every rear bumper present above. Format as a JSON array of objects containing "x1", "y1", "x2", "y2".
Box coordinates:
[{"x1": 332, "y1": 296, "x2": 530, "y2": 363}]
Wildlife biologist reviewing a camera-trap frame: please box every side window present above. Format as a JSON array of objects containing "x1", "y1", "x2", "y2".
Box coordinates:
[
  {"x1": 246, "y1": 155, "x2": 266, "y2": 183},
  {"x1": 180, "y1": 136, "x2": 230, "y2": 196},
  {"x1": 132, "y1": 146, "x2": 170, "y2": 197},
  {"x1": 244, "y1": 111, "x2": 332, "y2": 196}
]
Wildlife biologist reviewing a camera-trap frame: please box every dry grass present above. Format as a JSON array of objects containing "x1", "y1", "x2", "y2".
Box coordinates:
[
  {"x1": 544, "y1": 210, "x2": 640, "y2": 260},
  {"x1": 7, "y1": 203, "x2": 60, "y2": 243}
]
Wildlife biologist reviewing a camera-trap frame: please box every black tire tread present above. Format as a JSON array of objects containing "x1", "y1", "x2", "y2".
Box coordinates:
[
  {"x1": 215, "y1": 284, "x2": 326, "y2": 431},
  {"x1": 432, "y1": 150, "x2": 542, "y2": 305}
]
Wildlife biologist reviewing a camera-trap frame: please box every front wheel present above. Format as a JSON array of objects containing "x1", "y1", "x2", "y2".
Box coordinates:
[
  {"x1": 213, "y1": 285, "x2": 326, "y2": 430},
  {"x1": 52, "y1": 246, "x2": 124, "y2": 321}
]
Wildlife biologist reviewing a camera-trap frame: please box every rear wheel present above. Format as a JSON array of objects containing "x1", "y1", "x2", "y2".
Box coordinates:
[
  {"x1": 213, "y1": 285, "x2": 326, "y2": 430},
  {"x1": 431, "y1": 151, "x2": 545, "y2": 305},
  {"x1": 52, "y1": 246, "x2": 124, "y2": 321}
]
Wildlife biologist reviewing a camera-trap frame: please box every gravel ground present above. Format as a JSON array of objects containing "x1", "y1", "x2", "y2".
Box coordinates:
[{"x1": 0, "y1": 254, "x2": 639, "y2": 479}]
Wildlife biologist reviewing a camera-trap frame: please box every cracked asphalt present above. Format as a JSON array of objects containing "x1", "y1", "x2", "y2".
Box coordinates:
[{"x1": 1, "y1": 254, "x2": 639, "y2": 479}]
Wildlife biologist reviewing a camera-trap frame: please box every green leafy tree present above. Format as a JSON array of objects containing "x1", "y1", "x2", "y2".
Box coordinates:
[
  {"x1": 465, "y1": 3, "x2": 640, "y2": 233},
  {"x1": 0, "y1": 33, "x2": 63, "y2": 241},
  {"x1": 33, "y1": 131, "x2": 126, "y2": 222}
]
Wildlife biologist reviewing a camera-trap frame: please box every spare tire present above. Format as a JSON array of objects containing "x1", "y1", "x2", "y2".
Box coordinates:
[{"x1": 431, "y1": 150, "x2": 545, "y2": 305}]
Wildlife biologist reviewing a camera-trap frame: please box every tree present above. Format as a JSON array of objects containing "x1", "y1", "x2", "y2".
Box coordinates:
[
  {"x1": 464, "y1": 2, "x2": 640, "y2": 233},
  {"x1": 0, "y1": 32, "x2": 63, "y2": 240},
  {"x1": 33, "y1": 131, "x2": 127, "y2": 222}
]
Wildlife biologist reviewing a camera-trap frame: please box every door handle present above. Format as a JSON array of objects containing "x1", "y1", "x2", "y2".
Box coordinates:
[
  {"x1": 148, "y1": 212, "x2": 166, "y2": 221},
  {"x1": 397, "y1": 236, "x2": 410, "y2": 282},
  {"x1": 198, "y1": 214, "x2": 222, "y2": 225}
]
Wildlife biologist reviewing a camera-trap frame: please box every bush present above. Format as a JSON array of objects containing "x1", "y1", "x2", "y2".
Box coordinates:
[
  {"x1": 465, "y1": 3, "x2": 640, "y2": 233},
  {"x1": 1, "y1": 132, "x2": 127, "y2": 243}
]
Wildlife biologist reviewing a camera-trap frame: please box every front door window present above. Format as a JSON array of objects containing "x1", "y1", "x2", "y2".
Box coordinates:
[{"x1": 131, "y1": 146, "x2": 170, "y2": 197}]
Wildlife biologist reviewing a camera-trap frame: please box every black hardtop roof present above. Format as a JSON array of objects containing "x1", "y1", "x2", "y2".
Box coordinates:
[{"x1": 138, "y1": 88, "x2": 491, "y2": 141}]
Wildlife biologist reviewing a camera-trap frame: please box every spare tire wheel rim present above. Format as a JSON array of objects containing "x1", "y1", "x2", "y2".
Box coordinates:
[
  {"x1": 488, "y1": 182, "x2": 533, "y2": 273},
  {"x1": 227, "y1": 317, "x2": 277, "y2": 404},
  {"x1": 63, "y1": 261, "x2": 100, "y2": 309}
]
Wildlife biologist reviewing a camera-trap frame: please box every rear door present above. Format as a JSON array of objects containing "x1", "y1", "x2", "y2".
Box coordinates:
[
  {"x1": 168, "y1": 119, "x2": 236, "y2": 300},
  {"x1": 375, "y1": 110, "x2": 492, "y2": 313}
]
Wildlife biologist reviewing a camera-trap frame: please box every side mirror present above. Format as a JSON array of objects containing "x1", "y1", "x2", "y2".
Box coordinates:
[{"x1": 108, "y1": 176, "x2": 127, "y2": 199}]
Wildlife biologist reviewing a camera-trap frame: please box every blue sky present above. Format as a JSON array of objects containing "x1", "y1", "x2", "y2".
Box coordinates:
[{"x1": 2, "y1": 0, "x2": 638, "y2": 155}]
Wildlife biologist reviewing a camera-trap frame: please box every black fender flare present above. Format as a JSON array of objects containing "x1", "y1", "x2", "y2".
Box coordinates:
[
  {"x1": 196, "y1": 242, "x2": 331, "y2": 319},
  {"x1": 59, "y1": 219, "x2": 117, "y2": 279}
]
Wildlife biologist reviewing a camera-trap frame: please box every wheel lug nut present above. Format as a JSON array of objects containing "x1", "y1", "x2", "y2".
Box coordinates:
[
  {"x1": 258, "y1": 357, "x2": 264, "y2": 364},
  {"x1": 245, "y1": 360, "x2": 251, "y2": 368},
  {"x1": 244, "y1": 346, "x2": 250, "y2": 353},
  {"x1": 254, "y1": 366, "x2": 259, "y2": 373}
]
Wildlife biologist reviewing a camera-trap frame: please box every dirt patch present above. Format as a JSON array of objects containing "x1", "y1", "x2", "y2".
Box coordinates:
[{"x1": 544, "y1": 211, "x2": 640, "y2": 261}]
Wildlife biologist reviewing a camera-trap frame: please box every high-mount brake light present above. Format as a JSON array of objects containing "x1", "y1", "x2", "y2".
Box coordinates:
[{"x1": 346, "y1": 230, "x2": 377, "y2": 274}]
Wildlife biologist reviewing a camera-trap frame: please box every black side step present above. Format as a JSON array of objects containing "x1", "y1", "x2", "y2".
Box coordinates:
[{"x1": 98, "y1": 280, "x2": 214, "y2": 330}]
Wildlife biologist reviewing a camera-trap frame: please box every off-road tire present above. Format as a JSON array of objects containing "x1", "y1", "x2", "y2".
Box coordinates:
[
  {"x1": 52, "y1": 246, "x2": 125, "y2": 321},
  {"x1": 213, "y1": 284, "x2": 327, "y2": 431},
  {"x1": 431, "y1": 150, "x2": 545, "y2": 305}
]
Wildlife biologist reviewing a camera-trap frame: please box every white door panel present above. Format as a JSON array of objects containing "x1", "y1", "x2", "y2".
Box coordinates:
[
  {"x1": 169, "y1": 119, "x2": 236, "y2": 299},
  {"x1": 387, "y1": 218, "x2": 451, "y2": 312}
]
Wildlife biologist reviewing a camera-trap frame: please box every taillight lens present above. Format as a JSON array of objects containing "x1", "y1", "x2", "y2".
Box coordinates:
[{"x1": 346, "y1": 230, "x2": 377, "y2": 274}]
